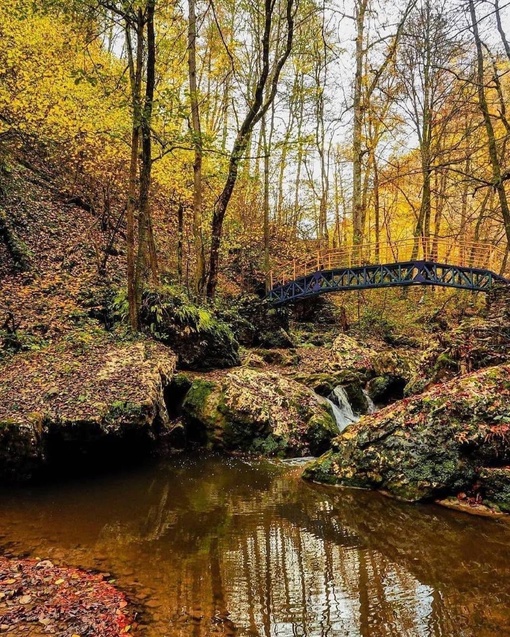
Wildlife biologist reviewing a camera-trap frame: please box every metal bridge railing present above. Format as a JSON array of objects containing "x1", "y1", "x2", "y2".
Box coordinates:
[{"x1": 269, "y1": 239, "x2": 509, "y2": 288}]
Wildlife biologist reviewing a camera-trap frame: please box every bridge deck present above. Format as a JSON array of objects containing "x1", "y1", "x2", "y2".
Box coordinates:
[{"x1": 268, "y1": 239, "x2": 509, "y2": 306}]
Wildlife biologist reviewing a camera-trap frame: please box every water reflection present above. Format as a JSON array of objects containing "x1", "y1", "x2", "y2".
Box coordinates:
[{"x1": 0, "y1": 455, "x2": 508, "y2": 636}]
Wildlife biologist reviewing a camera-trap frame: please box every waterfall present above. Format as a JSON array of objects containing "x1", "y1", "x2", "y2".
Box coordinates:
[
  {"x1": 364, "y1": 389, "x2": 376, "y2": 414},
  {"x1": 325, "y1": 386, "x2": 377, "y2": 433},
  {"x1": 325, "y1": 386, "x2": 358, "y2": 433}
]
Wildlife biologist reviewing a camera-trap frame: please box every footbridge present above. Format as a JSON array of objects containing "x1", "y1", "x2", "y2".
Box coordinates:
[{"x1": 268, "y1": 239, "x2": 509, "y2": 306}]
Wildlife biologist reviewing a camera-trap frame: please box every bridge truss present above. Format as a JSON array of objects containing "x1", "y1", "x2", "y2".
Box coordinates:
[{"x1": 268, "y1": 239, "x2": 509, "y2": 306}]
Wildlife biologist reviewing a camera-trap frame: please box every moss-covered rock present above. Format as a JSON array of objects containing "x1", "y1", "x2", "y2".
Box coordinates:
[
  {"x1": 289, "y1": 370, "x2": 357, "y2": 396},
  {"x1": 0, "y1": 418, "x2": 43, "y2": 481},
  {"x1": 371, "y1": 349, "x2": 416, "y2": 379},
  {"x1": 259, "y1": 327, "x2": 295, "y2": 349},
  {"x1": 0, "y1": 335, "x2": 177, "y2": 481},
  {"x1": 366, "y1": 375, "x2": 407, "y2": 405},
  {"x1": 331, "y1": 334, "x2": 377, "y2": 373},
  {"x1": 304, "y1": 364, "x2": 510, "y2": 508},
  {"x1": 405, "y1": 286, "x2": 510, "y2": 396},
  {"x1": 479, "y1": 467, "x2": 510, "y2": 512},
  {"x1": 243, "y1": 348, "x2": 300, "y2": 368},
  {"x1": 219, "y1": 294, "x2": 293, "y2": 349},
  {"x1": 182, "y1": 368, "x2": 338, "y2": 457}
]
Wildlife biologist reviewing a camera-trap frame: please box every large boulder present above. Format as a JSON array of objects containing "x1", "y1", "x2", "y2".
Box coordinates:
[
  {"x1": 331, "y1": 334, "x2": 377, "y2": 373},
  {"x1": 367, "y1": 349, "x2": 417, "y2": 404},
  {"x1": 290, "y1": 370, "x2": 365, "y2": 403},
  {"x1": 288, "y1": 336, "x2": 414, "y2": 407},
  {"x1": 182, "y1": 368, "x2": 338, "y2": 457},
  {"x1": 0, "y1": 333, "x2": 177, "y2": 481},
  {"x1": 219, "y1": 294, "x2": 294, "y2": 349},
  {"x1": 242, "y1": 348, "x2": 300, "y2": 369},
  {"x1": 332, "y1": 335, "x2": 416, "y2": 382},
  {"x1": 304, "y1": 364, "x2": 510, "y2": 511},
  {"x1": 171, "y1": 325, "x2": 239, "y2": 370},
  {"x1": 278, "y1": 336, "x2": 375, "y2": 403}
]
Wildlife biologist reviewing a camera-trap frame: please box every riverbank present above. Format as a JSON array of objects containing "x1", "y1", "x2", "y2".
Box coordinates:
[
  {"x1": 0, "y1": 556, "x2": 134, "y2": 635},
  {"x1": 0, "y1": 332, "x2": 176, "y2": 481},
  {"x1": 303, "y1": 286, "x2": 510, "y2": 514},
  {"x1": 2, "y1": 289, "x2": 510, "y2": 518},
  {"x1": 2, "y1": 152, "x2": 510, "y2": 516}
]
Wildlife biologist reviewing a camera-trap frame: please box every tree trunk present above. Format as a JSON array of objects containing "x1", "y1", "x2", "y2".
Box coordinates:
[
  {"x1": 177, "y1": 202, "x2": 183, "y2": 283},
  {"x1": 276, "y1": 74, "x2": 299, "y2": 224},
  {"x1": 206, "y1": 0, "x2": 295, "y2": 298},
  {"x1": 188, "y1": 0, "x2": 206, "y2": 297},
  {"x1": 135, "y1": 2, "x2": 158, "y2": 314},
  {"x1": 262, "y1": 113, "x2": 271, "y2": 290},
  {"x1": 293, "y1": 76, "x2": 306, "y2": 237},
  {"x1": 351, "y1": 0, "x2": 414, "y2": 247},
  {"x1": 373, "y1": 152, "x2": 380, "y2": 260},
  {"x1": 469, "y1": 0, "x2": 510, "y2": 249},
  {"x1": 411, "y1": 1, "x2": 432, "y2": 261},
  {"x1": 495, "y1": 0, "x2": 510, "y2": 61},
  {"x1": 125, "y1": 17, "x2": 144, "y2": 330},
  {"x1": 352, "y1": 0, "x2": 368, "y2": 246}
]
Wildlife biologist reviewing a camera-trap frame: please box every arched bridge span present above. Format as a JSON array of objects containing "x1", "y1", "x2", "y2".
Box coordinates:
[{"x1": 268, "y1": 239, "x2": 509, "y2": 306}]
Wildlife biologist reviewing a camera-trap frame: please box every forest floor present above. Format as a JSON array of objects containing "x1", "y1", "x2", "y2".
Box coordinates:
[{"x1": 0, "y1": 157, "x2": 125, "y2": 344}]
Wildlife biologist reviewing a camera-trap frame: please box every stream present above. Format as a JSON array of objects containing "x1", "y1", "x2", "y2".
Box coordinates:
[{"x1": 0, "y1": 454, "x2": 509, "y2": 636}]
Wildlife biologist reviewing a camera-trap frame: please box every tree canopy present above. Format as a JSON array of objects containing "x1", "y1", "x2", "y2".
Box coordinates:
[{"x1": 1, "y1": 0, "x2": 510, "y2": 320}]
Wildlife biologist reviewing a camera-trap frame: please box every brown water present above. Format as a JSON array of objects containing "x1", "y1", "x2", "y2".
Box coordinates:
[{"x1": 0, "y1": 454, "x2": 509, "y2": 637}]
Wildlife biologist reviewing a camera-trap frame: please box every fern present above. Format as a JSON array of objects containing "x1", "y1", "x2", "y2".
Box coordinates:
[{"x1": 139, "y1": 286, "x2": 236, "y2": 345}]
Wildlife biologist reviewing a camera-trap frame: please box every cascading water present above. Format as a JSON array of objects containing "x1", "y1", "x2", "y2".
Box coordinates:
[
  {"x1": 325, "y1": 386, "x2": 358, "y2": 433},
  {"x1": 364, "y1": 390, "x2": 376, "y2": 414},
  {"x1": 325, "y1": 386, "x2": 376, "y2": 433}
]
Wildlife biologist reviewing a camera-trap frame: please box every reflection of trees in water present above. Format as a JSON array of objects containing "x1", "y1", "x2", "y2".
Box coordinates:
[
  {"x1": 142, "y1": 469, "x2": 439, "y2": 637},
  {"x1": 215, "y1": 513, "x2": 435, "y2": 637},
  {"x1": 305, "y1": 483, "x2": 510, "y2": 637},
  {"x1": 0, "y1": 458, "x2": 509, "y2": 636},
  {"x1": 154, "y1": 468, "x2": 510, "y2": 637}
]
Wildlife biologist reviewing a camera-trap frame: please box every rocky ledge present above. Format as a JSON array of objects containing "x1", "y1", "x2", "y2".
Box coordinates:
[
  {"x1": 0, "y1": 332, "x2": 177, "y2": 481},
  {"x1": 405, "y1": 284, "x2": 510, "y2": 396},
  {"x1": 304, "y1": 364, "x2": 510, "y2": 513},
  {"x1": 179, "y1": 368, "x2": 338, "y2": 457},
  {"x1": 242, "y1": 333, "x2": 416, "y2": 408}
]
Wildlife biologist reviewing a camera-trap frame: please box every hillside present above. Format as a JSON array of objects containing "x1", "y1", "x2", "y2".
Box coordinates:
[{"x1": 0, "y1": 152, "x2": 125, "y2": 345}]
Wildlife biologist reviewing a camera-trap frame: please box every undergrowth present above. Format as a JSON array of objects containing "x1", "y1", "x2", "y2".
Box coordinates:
[{"x1": 138, "y1": 285, "x2": 236, "y2": 345}]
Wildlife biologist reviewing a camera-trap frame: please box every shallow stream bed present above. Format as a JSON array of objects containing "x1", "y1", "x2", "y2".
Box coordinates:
[{"x1": 0, "y1": 454, "x2": 509, "y2": 636}]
